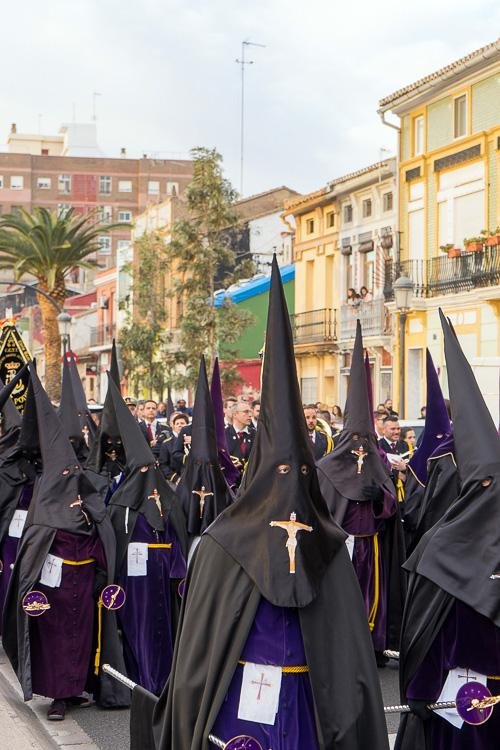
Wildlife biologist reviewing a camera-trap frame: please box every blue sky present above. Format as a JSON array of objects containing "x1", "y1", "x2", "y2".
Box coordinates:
[{"x1": 2, "y1": 0, "x2": 499, "y2": 196}]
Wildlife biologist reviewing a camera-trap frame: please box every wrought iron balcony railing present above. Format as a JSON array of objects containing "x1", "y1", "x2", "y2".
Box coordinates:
[
  {"x1": 290, "y1": 308, "x2": 337, "y2": 343},
  {"x1": 384, "y1": 245, "x2": 500, "y2": 299},
  {"x1": 90, "y1": 323, "x2": 116, "y2": 347},
  {"x1": 339, "y1": 298, "x2": 392, "y2": 340}
]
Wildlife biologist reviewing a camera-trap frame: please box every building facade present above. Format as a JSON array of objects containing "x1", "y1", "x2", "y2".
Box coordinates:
[
  {"x1": 284, "y1": 159, "x2": 397, "y2": 408},
  {"x1": 379, "y1": 38, "x2": 500, "y2": 420}
]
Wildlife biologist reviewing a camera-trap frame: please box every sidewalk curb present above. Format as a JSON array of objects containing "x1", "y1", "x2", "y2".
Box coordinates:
[{"x1": 0, "y1": 647, "x2": 99, "y2": 750}]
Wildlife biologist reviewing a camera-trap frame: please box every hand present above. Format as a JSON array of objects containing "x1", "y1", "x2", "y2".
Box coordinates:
[
  {"x1": 408, "y1": 699, "x2": 432, "y2": 721},
  {"x1": 183, "y1": 435, "x2": 192, "y2": 446},
  {"x1": 361, "y1": 484, "x2": 383, "y2": 503},
  {"x1": 391, "y1": 458, "x2": 407, "y2": 471}
]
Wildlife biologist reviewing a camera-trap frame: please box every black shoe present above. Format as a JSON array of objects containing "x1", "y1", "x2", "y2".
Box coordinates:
[
  {"x1": 66, "y1": 694, "x2": 92, "y2": 708},
  {"x1": 47, "y1": 699, "x2": 66, "y2": 721}
]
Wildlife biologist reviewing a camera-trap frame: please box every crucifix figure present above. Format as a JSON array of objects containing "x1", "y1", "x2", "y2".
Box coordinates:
[
  {"x1": 269, "y1": 511, "x2": 313, "y2": 574},
  {"x1": 81, "y1": 425, "x2": 90, "y2": 446},
  {"x1": 69, "y1": 495, "x2": 90, "y2": 525},
  {"x1": 192, "y1": 486, "x2": 214, "y2": 518},
  {"x1": 251, "y1": 672, "x2": 272, "y2": 701},
  {"x1": 148, "y1": 489, "x2": 163, "y2": 517},
  {"x1": 351, "y1": 445, "x2": 368, "y2": 475}
]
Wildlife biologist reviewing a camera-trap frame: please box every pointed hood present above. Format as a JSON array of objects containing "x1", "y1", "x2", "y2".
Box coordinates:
[
  {"x1": 109, "y1": 340, "x2": 120, "y2": 388},
  {"x1": 166, "y1": 387, "x2": 175, "y2": 420},
  {"x1": 440, "y1": 309, "x2": 498, "y2": 486},
  {"x1": 24, "y1": 365, "x2": 105, "y2": 534},
  {"x1": 407, "y1": 349, "x2": 451, "y2": 485},
  {"x1": 59, "y1": 355, "x2": 89, "y2": 460},
  {"x1": 208, "y1": 256, "x2": 344, "y2": 608},
  {"x1": 407, "y1": 311, "x2": 500, "y2": 626},
  {"x1": 107, "y1": 375, "x2": 155, "y2": 471},
  {"x1": 85, "y1": 364, "x2": 123, "y2": 475},
  {"x1": 17, "y1": 363, "x2": 40, "y2": 460},
  {"x1": 176, "y1": 357, "x2": 234, "y2": 535},
  {"x1": 210, "y1": 357, "x2": 241, "y2": 487},
  {"x1": 317, "y1": 322, "x2": 390, "y2": 502},
  {"x1": 67, "y1": 352, "x2": 97, "y2": 441}
]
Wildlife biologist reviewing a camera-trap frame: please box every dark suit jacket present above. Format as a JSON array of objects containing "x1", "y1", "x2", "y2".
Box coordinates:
[
  {"x1": 309, "y1": 429, "x2": 329, "y2": 460},
  {"x1": 379, "y1": 437, "x2": 408, "y2": 456},
  {"x1": 139, "y1": 420, "x2": 169, "y2": 457},
  {"x1": 225, "y1": 424, "x2": 255, "y2": 463},
  {"x1": 170, "y1": 424, "x2": 192, "y2": 477}
]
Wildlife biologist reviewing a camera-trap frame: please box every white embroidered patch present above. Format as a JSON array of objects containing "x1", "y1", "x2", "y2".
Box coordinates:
[{"x1": 238, "y1": 662, "x2": 282, "y2": 725}]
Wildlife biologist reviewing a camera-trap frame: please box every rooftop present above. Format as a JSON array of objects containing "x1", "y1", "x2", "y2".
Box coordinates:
[
  {"x1": 214, "y1": 264, "x2": 295, "y2": 306},
  {"x1": 379, "y1": 37, "x2": 500, "y2": 111}
]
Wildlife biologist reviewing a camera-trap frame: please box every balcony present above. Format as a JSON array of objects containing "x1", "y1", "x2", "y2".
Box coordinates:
[
  {"x1": 384, "y1": 245, "x2": 500, "y2": 299},
  {"x1": 90, "y1": 323, "x2": 116, "y2": 348},
  {"x1": 339, "y1": 298, "x2": 392, "y2": 340},
  {"x1": 291, "y1": 308, "x2": 337, "y2": 344}
]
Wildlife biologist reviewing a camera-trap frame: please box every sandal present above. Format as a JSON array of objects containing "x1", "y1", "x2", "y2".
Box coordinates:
[{"x1": 47, "y1": 699, "x2": 66, "y2": 721}]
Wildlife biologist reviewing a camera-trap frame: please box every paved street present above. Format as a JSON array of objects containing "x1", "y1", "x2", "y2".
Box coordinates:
[{"x1": 0, "y1": 645, "x2": 400, "y2": 749}]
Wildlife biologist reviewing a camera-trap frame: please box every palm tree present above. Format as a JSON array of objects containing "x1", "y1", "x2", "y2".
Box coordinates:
[{"x1": 0, "y1": 207, "x2": 127, "y2": 400}]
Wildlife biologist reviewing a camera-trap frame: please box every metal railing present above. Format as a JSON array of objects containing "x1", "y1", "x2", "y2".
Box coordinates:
[
  {"x1": 384, "y1": 245, "x2": 500, "y2": 299},
  {"x1": 290, "y1": 308, "x2": 337, "y2": 343},
  {"x1": 90, "y1": 323, "x2": 116, "y2": 347},
  {"x1": 339, "y1": 298, "x2": 392, "y2": 339}
]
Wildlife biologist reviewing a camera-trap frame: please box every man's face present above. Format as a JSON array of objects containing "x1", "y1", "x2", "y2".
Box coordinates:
[
  {"x1": 375, "y1": 415, "x2": 385, "y2": 434},
  {"x1": 303, "y1": 408, "x2": 317, "y2": 432},
  {"x1": 144, "y1": 402, "x2": 157, "y2": 421},
  {"x1": 136, "y1": 403, "x2": 145, "y2": 419},
  {"x1": 385, "y1": 400, "x2": 393, "y2": 410},
  {"x1": 384, "y1": 420, "x2": 401, "y2": 442},
  {"x1": 233, "y1": 403, "x2": 252, "y2": 428},
  {"x1": 252, "y1": 403, "x2": 260, "y2": 420}
]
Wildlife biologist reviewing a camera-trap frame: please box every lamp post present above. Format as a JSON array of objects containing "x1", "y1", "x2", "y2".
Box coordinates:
[
  {"x1": 56, "y1": 311, "x2": 72, "y2": 354},
  {"x1": 393, "y1": 275, "x2": 414, "y2": 418}
]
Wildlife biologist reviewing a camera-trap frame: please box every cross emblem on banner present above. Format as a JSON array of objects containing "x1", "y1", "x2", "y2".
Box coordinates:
[{"x1": 251, "y1": 672, "x2": 272, "y2": 701}]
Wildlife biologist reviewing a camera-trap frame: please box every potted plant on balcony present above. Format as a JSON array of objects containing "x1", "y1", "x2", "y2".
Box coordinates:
[
  {"x1": 463, "y1": 234, "x2": 485, "y2": 252},
  {"x1": 440, "y1": 243, "x2": 461, "y2": 258},
  {"x1": 486, "y1": 227, "x2": 500, "y2": 246}
]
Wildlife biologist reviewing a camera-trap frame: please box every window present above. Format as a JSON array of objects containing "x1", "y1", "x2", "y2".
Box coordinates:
[
  {"x1": 383, "y1": 192, "x2": 393, "y2": 212},
  {"x1": 37, "y1": 177, "x2": 51, "y2": 190},
  {"x1": 41, "y1": 148, "x2": 49, "y2": 156},
  {"x1": 454, "y1": 94, "x2": 467, "y2": 138},
  {"x1": 99, "y1": 175, "x2": 112, "y2": 194},
  {"x1": 98, "y1": 236, "x2": 112, "y2": 255},
  {"x1": 10, "y1": 176, "x2": 23, "y2": 190},
  {"x1": 326, "y1": 211, "x2": 335, "y2": 228},
  {"x1": 414, "y1": 115, "x2": 424, "y2": 156},
  {"x1": 166, "y1": 181, "x2": 178, "y2": 196},
  {"x1": 117, "y1": 239, "x2": 131, "y2": 252},
  {"x1": 58, "y1": 174, "x2": 71, "y2": 193},
  {"x1": 99, "y1": 205, "x2": 112, "y2": 223},
  {"x1": 300, "y1": 377, "x2": 317, "y2": 403},
  {"x1": 118, "y1": 180, "x2": 132, "y2": 193},
  {"x1": 148, "y1": 180, "x2": 160, "y2": 195},
  {"x1": 362, "y1": 199, "x2": 372, "y2": 218},
  {"x1": 0, "y1": 176, "x2": 3, "y2": 189},
  {"x1": 343, "y1": 204, "x2": 353, "y2": 223},
  {"x1": 306, "y1": 218, "x2": 315, "y2": 234},
  {"x1": 118, "y1": 210, "x2": 132, "y2": 222}
]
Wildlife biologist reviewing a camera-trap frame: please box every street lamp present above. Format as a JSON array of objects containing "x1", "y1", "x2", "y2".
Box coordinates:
[
  {"x1": 57, "y1": 311, "x2": 72, "y2": 354},
  {"x1": 393, "y1": 275, "x2": 414, "y2": 418}
]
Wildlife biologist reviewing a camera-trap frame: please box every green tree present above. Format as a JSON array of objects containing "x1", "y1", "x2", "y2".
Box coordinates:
[
  {"x1": 118, "y1": 232, "x2": 181, "y2": 398},
  {"x1": 0, "y1": 207, "x2": 125, "y2": 400},
  {"x1": 166, "y1": 147, "x2": 255, "y2": 388}
]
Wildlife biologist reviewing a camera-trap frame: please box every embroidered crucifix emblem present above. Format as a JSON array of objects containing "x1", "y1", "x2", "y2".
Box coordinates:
[
  {"x1": 269, "y1": 512, "x2": 313, "y2": 574},
  {"x1": 148, "y1": 489, "x2": 163, "y2": 517},
  {"x1": 192, "y1": 486, "x2": 214, "y2": 518},
  {"x1": 351, "y1": 445, "x2": 368, "y2": 474}
]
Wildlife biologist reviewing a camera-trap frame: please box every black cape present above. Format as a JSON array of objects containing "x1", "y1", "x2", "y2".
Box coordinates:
[{"x1": 153, "y1": 534, "x2": 389, "y2": 750}]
